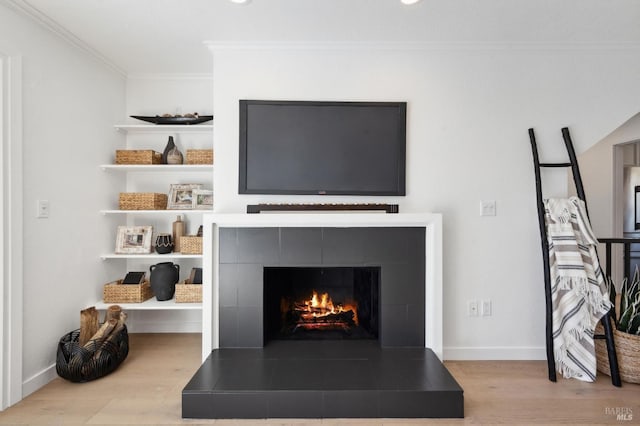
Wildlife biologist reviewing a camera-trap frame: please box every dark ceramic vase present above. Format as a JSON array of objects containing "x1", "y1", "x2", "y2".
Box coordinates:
[
  {"x1": 162, "y1": 136, "x2": 176, "y2": 164},
  {"x1": 155, "y1": 233, "x2": 173, "y2": 254},
  {"x1": 149, "y1": 262, "x2": 180, "y2": 301}
]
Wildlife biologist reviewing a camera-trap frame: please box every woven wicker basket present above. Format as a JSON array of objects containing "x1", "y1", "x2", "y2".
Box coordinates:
[
  {"x1": 186, "y1": 149, "x2": 213, "y2": 165},
  {"x1": 119, "y1": 193, "x2": 167, "y2": 210},
  {"x1": 103, "y1": 280, "x2": 153, "y2": 303},
  {"x1": 115, "y1": 150, "x2": 162, "y2": 165},
  {"x1": 175, "y1": 280, "x2": 202, "y2": 303},
  {"x1": 595, "y1": 322, "x2": 640, "y2": 384},
  {"x1": 56, "y1": 326, "x2": 129, "y2": 383},
  {"x1": 180, "y1": 236, "x2": 202, "y2": 254}
]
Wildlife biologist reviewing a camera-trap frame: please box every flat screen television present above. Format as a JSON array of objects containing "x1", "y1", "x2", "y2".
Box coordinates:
[{"x1": 239, "y1": 100, "x2": 407, "y2": 196}]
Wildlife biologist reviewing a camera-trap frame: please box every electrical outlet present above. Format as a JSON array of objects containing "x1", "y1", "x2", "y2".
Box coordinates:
[
  {"x1": 481, "y1": 299, "x2": 492, "y2": 316},
  {"x1": 37, "y1": 200, "x2": 50, "y2": 218},
  {"x1": 467, "y1": 300, "x2": 479, "y2": 317},
  {"x1": 480, "y1": 200, "x2": 496, "y2": 216}
]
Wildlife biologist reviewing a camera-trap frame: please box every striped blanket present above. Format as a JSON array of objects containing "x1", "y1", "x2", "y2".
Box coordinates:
[{"x1": 544, "y1": 197, "x2": 611, "y2": 382}]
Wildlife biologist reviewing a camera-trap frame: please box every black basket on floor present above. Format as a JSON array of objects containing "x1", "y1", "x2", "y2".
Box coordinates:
[{"x1": 56, "y1": 326, "x2": 129, "y2": 383}]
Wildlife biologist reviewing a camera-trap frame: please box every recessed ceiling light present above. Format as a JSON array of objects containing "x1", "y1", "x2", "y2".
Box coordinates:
[
  {"x1": 230, "y1": 0, "x2": 250, "y2": 4},
  {"x1": 400, "y1": 0, "x2": 422, "y2": 4}
]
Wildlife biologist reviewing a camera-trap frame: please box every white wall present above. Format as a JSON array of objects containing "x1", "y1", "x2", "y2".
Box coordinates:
[
  {"x1": 0, "y1": 4, "x2": 126, "y2": 396},
  {"x1": 209, "y1": 43, "x2": 640, "y2": 359},
  {"x1": 580, "y1": 114, "x2": 640, "y2": 239}
]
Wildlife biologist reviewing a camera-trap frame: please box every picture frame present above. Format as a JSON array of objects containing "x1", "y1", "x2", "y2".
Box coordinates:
[
  {"x1": 115, "y1": 226, "x2": 153, "y2": 254},
  {"x1": 192, "y1": 189, "x2": 213, "y2": 210},
  {"x1": 167, "y1": 183, "x2": 202, "y2": 210}
]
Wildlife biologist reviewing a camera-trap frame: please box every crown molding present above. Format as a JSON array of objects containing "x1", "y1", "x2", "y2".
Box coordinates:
[
  {"x1": 127, "y1": 73, "x2": 213, "y2": 80},
  {"x1": 205, "y1": 40, "x2": 640, "y2": 53},
  {"x1": 2, "y1": 0, "x2": 126, "y2": 76}
]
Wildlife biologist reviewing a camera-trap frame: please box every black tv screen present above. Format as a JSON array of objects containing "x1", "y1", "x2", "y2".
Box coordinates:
[{"x1": 238, "y1": 100, "x2": 407, "y2": 196}]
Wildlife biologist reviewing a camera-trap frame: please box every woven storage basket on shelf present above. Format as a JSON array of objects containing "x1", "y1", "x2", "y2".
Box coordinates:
[
  {"x1": 119, "y1": 193, "x2": 167, "y2": 210},
  {"x1": 180, "y1": 236, "x2": 202, "y2": 254},
  {"x1": 115, "y1": 150, "x2": 162, "y2": 165},
  {"x1": 103, "y1": 280, "x2": 153, "y2": 303},
  {"x1": 186, "y1": 149, "x2": 213, "y2": 165},
  {"x1": 595, "y1": 322, "x2": 640, "y2": 384},
  {"x1": 56, "y1": 326, "x2": 129, "y2": 382},
  {"x1": 175, "y1": 280, "x2": 202, "y2": 303}
]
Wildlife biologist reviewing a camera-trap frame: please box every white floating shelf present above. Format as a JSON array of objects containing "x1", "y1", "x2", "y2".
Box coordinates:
[
  {"x1": 100, "y1": 209, "x2": 212, "y2": 215},
  {"x1": 100, "y1": 253, "x2": 202, "y2": 260},
  {"x1": 114, "y1": 124, "x2": 213, "y2": 133},
  {"x1": 100, "y1": 164, "x2": 213, "y2": 172},
  {"x1": 94, "y1": 298, "x2": 202, "y2": 311}
]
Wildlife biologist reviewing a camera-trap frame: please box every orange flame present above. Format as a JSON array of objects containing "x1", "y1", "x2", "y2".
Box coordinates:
[{"x1": 297, "y1": 290, "x2": 358, "y2": 325}]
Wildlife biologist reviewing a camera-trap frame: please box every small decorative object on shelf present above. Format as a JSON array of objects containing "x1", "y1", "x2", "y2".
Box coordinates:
[
  {"x1": 122, "y1": 271, "x2": 146, "y2": 285},
  {"x1": 196, "y1": 225, "x2": 203, "y2": 237},
  {"x1": 167, "y1": 183, "x2": 202, "y2": 209},
  {"x1": 189, "y1": 267, "x2": 203, "y2": 284},
  {"x1": 175, "y1": 280, "x2": 202, "y2": 303},
  {"x1": 192, "y1": 189, "x2": 213, "y2": 210},
  {"x1": 130, "y1": 113, "x2": 213, "y2": 125},
  {"x1": 154, "y1": 233, "x2": 174, "y2": 254},
  {"x1": 166, "y1": 145, "x2": 184, "y2": 164},
  {"x1": 149, "y1": 261, "x2": 180, "y2": 301},
  {"x1": 172, "y1": 215, "x2": 185, "y2": 252},
  {"x1": 119, "y1": 193, "x2": 167, "y2": 210},
  {"x1": 180, "y1": 236, "x2": 202, "y2": 254},
  {"x1": 186, "y1": 149, "x2": 214, "y2": 165},
  {"x1": 115, "y1": 225, "x2": 153, "y2": 254},
  {"x1": 162, "y1": 136, "x2": 176, "y2": 164},
  {"x1": 115, "y1": 150, "x2": 162, "y2": 165},
  {"x1": 103, "y1": 279, "x2": 153, "y2": 303}
]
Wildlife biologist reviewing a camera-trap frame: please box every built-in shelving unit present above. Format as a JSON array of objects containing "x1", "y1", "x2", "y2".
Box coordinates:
[{"x1": 99, "y1": 122, "x2": 212, "y2": 312}]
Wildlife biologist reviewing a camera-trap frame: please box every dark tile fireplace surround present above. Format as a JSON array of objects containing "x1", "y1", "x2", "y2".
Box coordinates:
[
  {"x1": 219, "y1": 227, "x2": 426, "y2": 347},
  {"x1": 183, "y1": 226, "x2": 463, "y2": 419}
]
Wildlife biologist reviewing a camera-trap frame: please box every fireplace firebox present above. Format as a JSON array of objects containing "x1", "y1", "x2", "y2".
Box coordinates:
[{"x1": 264, "y1": 267, "x2": 380, "y2": 342}]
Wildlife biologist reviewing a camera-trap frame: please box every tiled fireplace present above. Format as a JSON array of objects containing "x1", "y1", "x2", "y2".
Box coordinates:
[
  {"x1": 183, "y1": 213, "x2": 462, "y2": 419},
  {"x1": 218, "y1": 226, "x2": 425, "y2": 348}
]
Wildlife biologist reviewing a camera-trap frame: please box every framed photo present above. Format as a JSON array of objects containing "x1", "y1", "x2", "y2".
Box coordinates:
[
  {"x1": 115, "y1": 226, "x2": 153, "y2": 254},
  {"x1": 167, "y1": 184, "x2": 202, "y2": 210},
  {"x1": 192, "y1": 189, "x2": 213, "y2": 210}
]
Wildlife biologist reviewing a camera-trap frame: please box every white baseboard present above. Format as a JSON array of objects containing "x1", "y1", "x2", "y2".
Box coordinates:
[
  {"x1": 126, "y1": 321, "x2": 202, "y2": 333},
  {"x1": 22, "y1": 364, "x2": 57, "y2": 399},
  {"x1": 444, "y1": 346, "x2": 547, "y2": 360}
]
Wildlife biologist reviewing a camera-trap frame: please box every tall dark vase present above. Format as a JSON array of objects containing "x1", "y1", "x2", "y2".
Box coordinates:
[
  {"x1": 162, "y1": 136, "x2": 176, "y2": 164},
  {"x1": 149, "y1": 262, "x2": 180, "y2": 301}
]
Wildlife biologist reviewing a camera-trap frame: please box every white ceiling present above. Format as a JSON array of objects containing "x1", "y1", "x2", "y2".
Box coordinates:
[{"x1": 6, "y1": 0, "x2": 640, "y2": 76}]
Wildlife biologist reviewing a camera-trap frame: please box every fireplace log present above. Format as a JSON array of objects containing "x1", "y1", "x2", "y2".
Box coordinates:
[
  {"x1": 79, "y1": 307, "x2": 99, "y2": 347},
  {"x1": 104, "y1": 305, "x2": 122, "y2": 323},
  {"x1": 93, "y1": 312, "x2": 127, "y2": 360}
]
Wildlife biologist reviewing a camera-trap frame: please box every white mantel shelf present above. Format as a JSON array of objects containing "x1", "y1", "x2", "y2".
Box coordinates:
[
  {"x1": 201, "y1": 212, "x2": 441, "y2": 228},
  {"x1": 200, "y1": 212, "x2": 443, "y2": 362}
]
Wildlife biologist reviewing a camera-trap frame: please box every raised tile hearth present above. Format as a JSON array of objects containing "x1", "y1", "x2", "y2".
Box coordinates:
[{"x1": 182, "y1": 340, "x2": 464, "y2": 419}]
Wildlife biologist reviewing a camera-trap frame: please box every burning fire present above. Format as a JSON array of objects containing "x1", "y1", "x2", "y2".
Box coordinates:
[{"x1": 293, "y1": 290, "x2": 358, "y2": 328}]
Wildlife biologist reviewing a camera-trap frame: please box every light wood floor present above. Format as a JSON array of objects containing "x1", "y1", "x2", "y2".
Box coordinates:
[{"x1": 1, "y1": 333, "x2": 638, "y2": 425}]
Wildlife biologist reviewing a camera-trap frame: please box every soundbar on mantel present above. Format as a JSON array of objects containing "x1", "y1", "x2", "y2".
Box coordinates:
[{"x1": 246, "y1": 203, "x2": 399, "y2": 214}]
